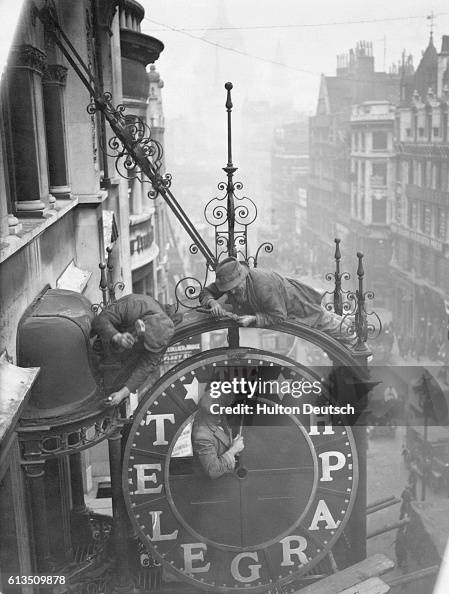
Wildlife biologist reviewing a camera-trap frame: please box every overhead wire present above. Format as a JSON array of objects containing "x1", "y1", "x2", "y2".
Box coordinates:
[
  {"x1": 142, "y1": 16, "x2": 425, "y2": 84},
  {"x1": 144, "y1": 12, "x2": 449, "y2": 33}
]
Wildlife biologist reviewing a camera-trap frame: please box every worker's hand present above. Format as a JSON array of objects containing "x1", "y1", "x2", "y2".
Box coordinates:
[
  {"x1": 208, "y1": 299, "x2": 226, "y2": 319},
  {"x1": 238, "y1": 315, "x2": 256, "y2": 327},
  {"x1": 229, "y1": 435, "x2": 244, "y2": 455},
  {"x1": 112, "y1": 332, "x2": 135, "y2": 349},
  {"x1": 103, "y1": 387, "x2": 130, "y2": 407}
]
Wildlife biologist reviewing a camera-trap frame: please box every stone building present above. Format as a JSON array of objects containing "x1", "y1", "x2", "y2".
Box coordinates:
[
  {"x1": 350, "y1": 100, "x2": 396, "y2": 307},
  {"x1": 120, "y1": 0, "x2": 170, "y2": 303},
  {"x1": 0, "y1": 0, "x2": 166, "y2": 582},
  {"x1": 392, "y1": 35, "x2": 449, "y2": 360},
  {"x1": 308, "y1": 41, "x2": 401, "y2": 277}
]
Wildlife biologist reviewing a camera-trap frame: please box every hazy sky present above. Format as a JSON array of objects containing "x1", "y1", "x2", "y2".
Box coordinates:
[{"x1": 141, "y1": 0, "x2": 449, "y2": 117}]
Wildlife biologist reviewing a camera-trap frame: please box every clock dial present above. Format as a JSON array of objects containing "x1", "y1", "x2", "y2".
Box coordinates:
[{"x1": 123, "y1": 348, "x2": 358, "y2": 592}]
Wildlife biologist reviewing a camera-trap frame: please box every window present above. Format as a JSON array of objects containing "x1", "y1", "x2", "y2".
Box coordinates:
[
  {"x1": 437, "y1": 209, "x2": 447, "y2": 240},
  {"x1": 408, "y1": 201, "x2": 418, "y2": 229},
  {"x1": 360, "y1": 132, "x2": 365, "y2": 152},
  {"x1": 420, "y1": 161, "x2": 427, "y2": 186},
  {"x1": 371, "y1": 162, "x2": 387, "y2": 186},
  {"x1": 372, "y1": 194, "x2": 387, "y2": 224},
  {"x1": 418, "y1": 127, "x2": 425, "y2": 137},
  {"x1": 407, "y1": 160, "x2": 413, "y2": 184},
  {"x1": 421, "y1": 205, "x2": 432, "y2": 235},
  {"x1": 395, "y1": 194, "x2": 402, "y2": 223},
  {"x1": 406, "y1": 128, "x2": 412, "y2": 138},
  {"x1": 433, "y1": 126, "x2": 440, "y2": 138},
  {"x1": 372, "y1": 131, "x2": 388, "y2": 150}
]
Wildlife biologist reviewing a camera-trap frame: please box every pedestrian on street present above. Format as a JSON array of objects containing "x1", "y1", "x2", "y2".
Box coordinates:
[
  {"x1": 91, "y1": 294, "x2": 175, "y2": 406},
  {"x1": 199, "y1": 257, "x2": 354, "y2": 346}
]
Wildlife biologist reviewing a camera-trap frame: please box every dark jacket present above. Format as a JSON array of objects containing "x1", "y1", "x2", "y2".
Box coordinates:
[
  {"x1": 200, "y1": 267, "x2": 323, "y2": 327},
  {"x1": 192, "y1": 411, "x2": 236, "y2": 480},
  {"x1": 91, "y1": 294, "x2": 174, "y2": 393}
]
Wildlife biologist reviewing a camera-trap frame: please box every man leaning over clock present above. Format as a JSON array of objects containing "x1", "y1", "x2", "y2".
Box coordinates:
[
  {"x1": 91, "y1": 293, "x2": 176, "y2": 406},
  {"x1": 199, "y1": 257, "x2": 354, "y2": 346}
]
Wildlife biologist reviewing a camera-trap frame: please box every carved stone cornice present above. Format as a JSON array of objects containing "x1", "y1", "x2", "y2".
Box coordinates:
[
  {"x1": 9, "y1": 44, "x2": 47, "y2": 75},
  {"x1": 96, "y1": 0, "x2": 123, "y2": 35},
  {"x1": 43, "y1": 64, "x2": 68, "y2": 85}
]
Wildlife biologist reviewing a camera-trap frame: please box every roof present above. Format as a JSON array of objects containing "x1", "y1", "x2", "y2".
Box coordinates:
[
  {"x1": 318, "y1": 73, "x2": 400, "y2": 115},
  {"x1": 413, "y1": 36, "x2": 438, "y2": 98}
]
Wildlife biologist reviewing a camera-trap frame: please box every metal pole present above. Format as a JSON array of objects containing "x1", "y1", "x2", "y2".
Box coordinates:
[
  {"x1": 108, "y1": 428, "x2": 134, "y2": 593},
  {"x1": 224, "y1": 82, "x2": 236, "y2": 258}
]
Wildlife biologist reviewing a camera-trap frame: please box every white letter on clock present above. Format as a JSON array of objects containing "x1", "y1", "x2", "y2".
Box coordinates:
[
  {"x1": 134, "y1": 464, "x2": 162, "y2": 494},
  {"x1": 181, "y1": 543, "x2": 210, "y2": 574},
  {"x1": 230, "y1": 552, "x2": 261, "y2": 583},
  {"x1": 145, "y1": 413, "x2": 175, "y2": 445}
]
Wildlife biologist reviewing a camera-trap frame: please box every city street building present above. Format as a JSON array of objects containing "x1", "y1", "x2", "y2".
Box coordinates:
[
  {"x1": 308, "y1": 41, "x2": 401, "y2": 278},
  {"x1": 392, "y1": 35, "x2": 449, "y2": 361},
  {"x1": 0, "y1": 0, "x2": 166, "y2": 578},
  {"x1": 270, "y1": 120, "x2": 309, "y2": 274},
  {"x1": 350, "y1": 100, "x2": 396, "y2": 307}
]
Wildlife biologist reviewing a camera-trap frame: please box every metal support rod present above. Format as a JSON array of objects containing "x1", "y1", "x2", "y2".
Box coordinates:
[
  {"x1": 224, "y1": 82, "x2": 236, "y2": 258},
  {"x1": 354, "y1": 252, "x2": 368, "y2": 352},
  {"x1": 36, "y1": 4, "x2": 217, "y2": 270},
  {"x1": 367, "y1": 517, "x2": 409, "y2": 539},
  {"x1": 108, "y1": 429, "x2": 133, "y2": 593},
  {"x1": 366, "y1": 497, "x2": 401, "y2": 515},
  {"x1": 366, "y1": 495, "x2": 397, "y2": 510},
  {"x1": 387, "y1": 565, "x2": 439, "y2": 587},
  {"x1": 333, "y1": 238, "x2": 343, "y2": 315}
]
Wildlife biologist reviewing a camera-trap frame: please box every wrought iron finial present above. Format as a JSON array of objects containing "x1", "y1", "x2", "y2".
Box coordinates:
[
  {"x1": 92, "y1": 251, "x2": 125, "y2": 314},
  {"x1": 323, "y1": 238, "x2": 350, "y2": 316},
  {"x1": 339, "y1": 251, "x2": 382, "y2": 352},
  {"x1": 225, "y1": 82, "x2": 234, "y2": 169}
]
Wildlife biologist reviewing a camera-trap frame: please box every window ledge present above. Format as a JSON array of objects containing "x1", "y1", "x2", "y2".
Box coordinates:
[
  {"x1": 0, "y1": 198, "x2": 78, "y2": 265},
  {"x1": 129, "y1": 211, "x2": 154, "y2": 226},
  {"x1": 76, "y1": 190, "x2": 108, "y2": 204}
]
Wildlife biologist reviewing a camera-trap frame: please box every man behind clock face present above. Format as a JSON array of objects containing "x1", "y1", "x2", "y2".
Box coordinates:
[
  {"x1": 199, "y1": 257, "x2": 354, "y2": 346},
  {"x1": 192, "y1": 386, "x2": 244, "y2": 480}
]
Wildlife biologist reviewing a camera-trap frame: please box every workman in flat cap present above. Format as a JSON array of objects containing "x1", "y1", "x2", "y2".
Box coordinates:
[
  {"x1": 91, "y1": 294, "x2": 176, "y2": 406},
  {"x1": 199, "y1": 257, "x2": 353, "y2": 345},
  {"x1": 192, "y1": 387, "x2": 244, "y2": 480}
]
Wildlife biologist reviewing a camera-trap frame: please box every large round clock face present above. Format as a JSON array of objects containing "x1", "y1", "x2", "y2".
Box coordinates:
[{"x1": 123, "y1": 348, "x2": 358, "y2": 593}]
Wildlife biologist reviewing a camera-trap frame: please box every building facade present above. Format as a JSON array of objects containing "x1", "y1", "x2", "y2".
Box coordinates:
[
  {"x1": 119, "y1": 0, "x2": 170, "y2": 303},
  {"x1": 0, "y1": 0, "x2": 166, "y2": 582},
  {"x1": 350, "y1": 100, "x2": 396, "y2": 306},
  {"x1": 308, "y1": 42, "x2": 401, "y2": 281},
  {"x1": 392, "y1": 35, "x2": 449, "y2": 361}
]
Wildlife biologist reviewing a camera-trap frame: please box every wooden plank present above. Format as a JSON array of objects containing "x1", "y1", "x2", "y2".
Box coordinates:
[
  {"x1": 294, "y1": 554, "x2": 394, "y2": 594},
  {"x1": 339, "y1": 577, "x2": 390, "y2": 594}
]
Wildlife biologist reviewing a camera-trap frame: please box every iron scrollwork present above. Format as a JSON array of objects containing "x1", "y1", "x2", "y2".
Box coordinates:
[
  {"x1": 341, "y1": 252, "x2": 382, "y2": 350},
  {"x1": 86, "y1": 93, "x2": 172, "y2": 198},
  {"x1": 322, "y1": 238, "x2": 352, "y2": 315}
]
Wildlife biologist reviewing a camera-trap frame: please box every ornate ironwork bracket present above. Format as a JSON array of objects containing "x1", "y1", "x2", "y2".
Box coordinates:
[
  {"x1": 35, "y1": 3, "x2": 216, "y2": 270},
  {"x1": 342, "y1": 252, "x2": 382, "y2": 351},
  {"x1": 323, "y1": 238, "x2": 351, "y2": 315},
  {"x1": 175, "y1": 83, "x2": 274, "y2": 310}
]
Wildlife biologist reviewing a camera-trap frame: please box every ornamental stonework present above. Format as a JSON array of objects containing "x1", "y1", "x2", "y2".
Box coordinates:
[
  {"x1": 43, "y1": 64, "x2": 68, "y2": 85},
  {"x1": 9, "y1": 44, "x2": 47, "y2": 74}
]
